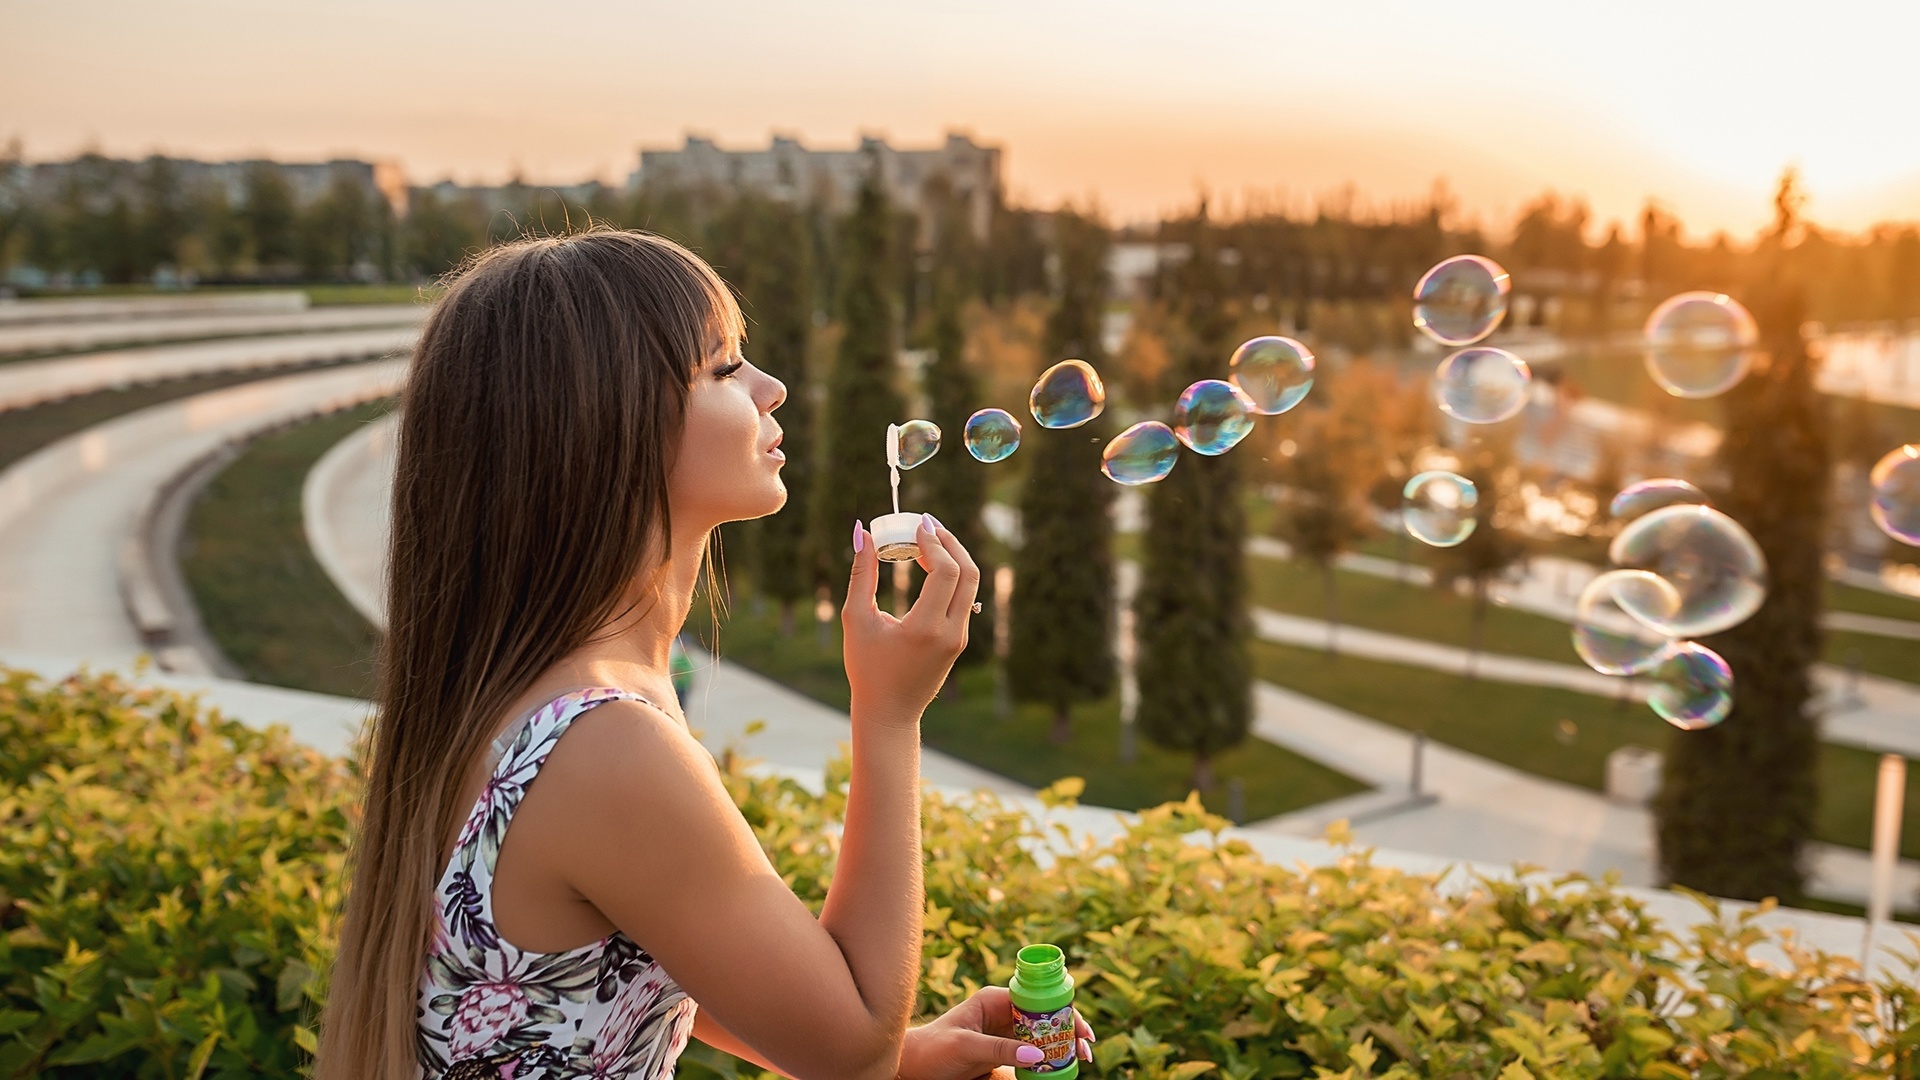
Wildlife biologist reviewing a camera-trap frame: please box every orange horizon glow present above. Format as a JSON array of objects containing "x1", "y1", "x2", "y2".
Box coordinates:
[{"x1": 5, "y1": 0, "x2": 1918, "y2": 240}]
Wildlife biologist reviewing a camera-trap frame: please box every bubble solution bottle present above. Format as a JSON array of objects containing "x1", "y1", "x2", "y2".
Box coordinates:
[{"x1": 1009, "y1": 943, "x2": 1077, "y2": 1079}]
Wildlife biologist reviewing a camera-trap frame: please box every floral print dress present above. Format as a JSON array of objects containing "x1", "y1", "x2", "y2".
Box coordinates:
[{"x1": 418, "y1": 688, "x2": 697, "y2": 1080}]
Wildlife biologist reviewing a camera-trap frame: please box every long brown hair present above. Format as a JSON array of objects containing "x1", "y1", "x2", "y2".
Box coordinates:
[{"x1": 318, "y1": 230, "x2": 743, "y2": 1078}]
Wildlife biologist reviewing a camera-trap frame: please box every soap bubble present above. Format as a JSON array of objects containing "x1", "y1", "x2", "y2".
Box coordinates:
[
  {"x1": 1228, "y1": 336, "x2": 1315, "y2": 415},
  {"x1": 1571, "y1": 570, "x2": 1680, "y2": 676},
  {"x1": 1432, "y1": 347, "x2": 1531, "y2": 425},
  {"x1": 1402, "y1": 470, "x2": 1478, "y2": 547},
  {"x1": 1101, "y1": 421, "x2": 1179, "y2": 485},
  {"x1": 1413, "y1": 255, "x2": 1510, "y2": 346},
  {"x1": 1610, "y1": 478, "x2": 1708, "y2": 523},
  {"x1": 1647, "y1": 642, "x2": 1734, "y2": 731},
  {"x1": 1870, "y1": 444, "x2": 1920, "y2": 545},
  {"x1": 1608, "y1": 504, "x2": 1766, "y2": 638},
  {"x1": 1173, "y1": 379, "x2": 1256, "y2": 455},
  {"x1": 963, "y1": 408, "x2": 1022, "y2": 463},
  {"x1": 893, "y1": 420, "x2": 940, "y2": 469},
  {"x1": 1643, "y1": 292, "x2": 1758, "y2": 399},
  {"x1": 1029, "y1": 359, "x2": 1106, "y2": 429}
]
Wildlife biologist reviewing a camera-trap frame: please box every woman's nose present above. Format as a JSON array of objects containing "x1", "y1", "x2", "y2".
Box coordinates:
[{"x1": 760, "y1": 369, "x2": 788, "y2": 412}]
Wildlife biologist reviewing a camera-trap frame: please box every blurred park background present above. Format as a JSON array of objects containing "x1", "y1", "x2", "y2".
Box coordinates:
[{"x1": 9, "y1": 2, "x2": 1920, "y2": 1076}]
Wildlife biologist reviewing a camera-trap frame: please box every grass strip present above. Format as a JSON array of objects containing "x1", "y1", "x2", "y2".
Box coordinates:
[
  {"x1": 1250, "y1": 550, "x2": 1920, "y2": 684},
  {"x1": 1251, "y1": 638, "x2": 1920, "y2": 858},
  {"x1": 182, "y1": 402, "x2": 387, "y2": 698},
  {"x1": 0, "y1": 367, "x2": 332, "y2": 473},
  {"x1": 699, "y1": 597, "x2": 1367, "y2": 820}
]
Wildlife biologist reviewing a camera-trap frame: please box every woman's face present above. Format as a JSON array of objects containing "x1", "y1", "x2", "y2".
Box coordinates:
[{"x1": 668, "y1": 333, "x2": 789, "y2": 534}]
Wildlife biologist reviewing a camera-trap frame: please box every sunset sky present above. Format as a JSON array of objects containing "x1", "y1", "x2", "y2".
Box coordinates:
[{"x1": 6, "y1": 0, "x2": 1918, "y2": 238}]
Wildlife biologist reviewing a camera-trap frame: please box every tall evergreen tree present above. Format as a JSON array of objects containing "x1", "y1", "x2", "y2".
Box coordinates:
[
  {"x1": 746, "y1": 198, "x2": 818, "y2": 631},
  {"x1": 1655, "y1": 176, "x2": 1828, "y2": 899},
  {"x1": 1008, "y1": 211, "x2": 1114, "y2": 742},
  {"x1": 1137, "y1": 208, "x2": 1253, "y2": 790},
  {"x1": 916, "y1": 285, "x2": 990, "y2": 662},
  {"x1": 811, "y1": 167, "x2": 904, "y2": 601}
]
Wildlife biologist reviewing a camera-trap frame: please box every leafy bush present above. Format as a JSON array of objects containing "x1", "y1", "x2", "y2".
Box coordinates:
[{"x1": 8, "y1": 667, "x2": 1920, "y2": 1078}]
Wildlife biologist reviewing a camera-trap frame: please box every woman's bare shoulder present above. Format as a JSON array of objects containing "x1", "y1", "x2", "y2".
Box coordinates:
[{"x1": 533, "y1": 696, "x2": 729, "y2": 819}]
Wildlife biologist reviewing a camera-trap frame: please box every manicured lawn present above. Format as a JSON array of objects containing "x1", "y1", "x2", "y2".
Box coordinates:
[
  {"x1": 1249, "y1": 552, "x2": 1582, "y2": 665},
  {"x1": 699, "y1": 598, "x2": 1368, "y2": 821},
  {"x1": 1250, "y1": 550, "x2": 1920, "y2": 684},
  {"x1": 1827, "y1": 579, "x2": 1920, "y2": 621},
  {"x1": 1252, "y1": 638, "x2": 1920, "y2": 858},
  {"x1": 183, "y1": 402, "x2": 388, "y2": 698},
  {"x1": 0, "y1": 367, "x2": 335, "y2": 472}
]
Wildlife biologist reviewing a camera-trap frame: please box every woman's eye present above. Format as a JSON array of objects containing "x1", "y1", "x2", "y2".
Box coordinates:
[{"x1": 715, "y1": 361, "x2": 745, "y2": 379}]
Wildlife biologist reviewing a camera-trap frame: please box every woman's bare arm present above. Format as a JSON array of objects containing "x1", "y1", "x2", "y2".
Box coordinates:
[{"x1": 525, "y1": 517, "x2": 976, "y2": 1080}]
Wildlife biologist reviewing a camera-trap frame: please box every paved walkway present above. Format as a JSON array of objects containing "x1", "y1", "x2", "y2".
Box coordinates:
[
  {"x1": 0, "y1": 326, "x2": 419, "y2": 411},
  {"x1": 0, "y1": 360, "x2": 405, "y2": 670},
  {"x1": 0, "y1": 304, "x2": 425, "y2": 357},
  {"x1": 0, "y1": 291, "x2": 307, "y2": 325}
]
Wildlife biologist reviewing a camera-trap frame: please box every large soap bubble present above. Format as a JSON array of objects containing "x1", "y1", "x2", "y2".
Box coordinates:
[
  {"x1": 1643, "y1": 291, "x2": 1758, "y2": 399},
  {"x1": 894, "y1": 419, "x2": 940, "y2": 469},
  {"x1": 1609, "y1": 478, "x2": 1708, "y2": 523},
  {"x1": 1228, "y1": 336, "x2": 1315, "y2": 415},
  {"x1": 1870, "y1": 444, "x2": 1920, "y2": 545},
  {"x1": 1647, "y1": 642, "x2": 1734, "y2": 731},
  {"x1": 1413, "y1": 255, "x2": 1510, "y2": 347},
  {"x1": 1608, "y1": 504, "x2": 1766, "y2": 638},
  {"x1": 1432, "y1": 347, "x2": 1531, "y2": 425},
  {"x1": 1571, "y1": 570, "x2": 1680, "y2": 676},
  {"x1": 1402, "y1": 470, "x2": 1478, "y2": 547},
  {"x1": 1173, "y1": 379, "x2": 1256, "y2": 455},
  {"x1": 1029, "y1": 359, "x2": 1106, "y2": 429},
  {"x1": 964, "y1": 408, "x2": 1022, "y2": 463},
  {"x1": 1102, "y1": 421, "x2": 1179, "y2": 485}
]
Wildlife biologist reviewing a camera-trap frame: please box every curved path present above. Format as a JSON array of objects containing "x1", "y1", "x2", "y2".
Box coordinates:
[
  {"x1": 0, "y1": 360, "x2": 404, "y2": 753},
  {"x1": 0, "y1": 325, "x2": 419, "y2": 411},
  {"x1": 0, "y1": 304, "x2": 425, "y2": 358}
]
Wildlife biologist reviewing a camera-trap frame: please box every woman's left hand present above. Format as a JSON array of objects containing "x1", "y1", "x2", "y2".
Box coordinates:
[{"x1": 895, "y1": 986, "x2": 1094, "y2": 1080}]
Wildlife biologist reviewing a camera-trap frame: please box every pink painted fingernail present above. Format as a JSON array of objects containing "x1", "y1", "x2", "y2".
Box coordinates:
[
  {"x1": 1079, "y1": 1038, "x2": 1092, "y2": 1061},
  {"x1": 852, "y1": 521, "x2": 863, "y2": 554},
  {"x1": 1016, "y1": 1045, "x2": 1044, "y2": 1065},
  {"x1": 922, "y1": 512, "x2": 937, "y2": 532}
]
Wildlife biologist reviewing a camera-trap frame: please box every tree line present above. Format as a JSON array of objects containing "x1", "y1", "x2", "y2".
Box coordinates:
[{"x1": 0, "y1": 140, "x2": 1899, "y2": 901}]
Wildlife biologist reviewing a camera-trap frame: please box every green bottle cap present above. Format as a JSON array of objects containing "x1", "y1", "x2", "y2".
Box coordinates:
[{"x1": 1012, "y1": 943, "x2": 1072, "y2": 996}]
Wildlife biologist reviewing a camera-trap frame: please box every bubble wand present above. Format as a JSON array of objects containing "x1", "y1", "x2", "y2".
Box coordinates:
[{"x1": 868, "y1": 421, "x2": 939, "y2": 562}]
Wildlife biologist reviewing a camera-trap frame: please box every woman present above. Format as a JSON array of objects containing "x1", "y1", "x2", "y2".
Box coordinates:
[{"x1": 316, "y1": 230, "x2": 1090, "y2": 1080}]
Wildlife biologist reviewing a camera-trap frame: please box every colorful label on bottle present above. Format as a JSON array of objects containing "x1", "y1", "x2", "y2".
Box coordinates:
[{"x1": 1012, "y1": 1003, "x2": 1076, "y2": 1073}]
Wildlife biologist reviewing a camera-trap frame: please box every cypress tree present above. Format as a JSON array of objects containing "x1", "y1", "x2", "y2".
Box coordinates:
[
  {"x1": 916, "y1": 285, "x2": 991, "y2": 663},
  {"x1": 1008, "y1": 211, "x2": 1114, "y2": 743},
  {"x1": 811, "y1": 168, "x2": 904, "y2": 601},
  {"x1": 1654, "y1": 286, "x2": 1827, "y2": 899},
  {"x1": 1137, "y1": 209, "x2": 1252, "y2": 791},
  {"x1": 743, "y1": 198, "x2": 818, "y2": 631}
]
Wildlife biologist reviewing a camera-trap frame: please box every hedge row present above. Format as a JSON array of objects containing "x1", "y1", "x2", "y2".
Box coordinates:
[{"x1": 5, "y1": 668, "x2": 1920, "y2": 1078}]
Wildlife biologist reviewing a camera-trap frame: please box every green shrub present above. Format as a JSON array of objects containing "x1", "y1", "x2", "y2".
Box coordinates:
[{"x1": 7, "y1": 667, "x2": 1920, "y2": 1078}]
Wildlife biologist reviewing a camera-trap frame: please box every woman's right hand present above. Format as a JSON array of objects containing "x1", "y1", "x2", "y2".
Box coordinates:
[{"x1": 842, "y1": 514, "x2": 981, "y2": 724}]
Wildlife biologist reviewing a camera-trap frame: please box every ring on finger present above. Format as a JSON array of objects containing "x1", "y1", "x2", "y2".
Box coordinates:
[{"x1": 970, "y1": 601, "x2": 983, "y2": 614}]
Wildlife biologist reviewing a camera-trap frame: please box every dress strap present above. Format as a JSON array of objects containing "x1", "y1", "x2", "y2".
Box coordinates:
[{"x1": 452, "y1": 688, "x2": 656, "y2": 879}]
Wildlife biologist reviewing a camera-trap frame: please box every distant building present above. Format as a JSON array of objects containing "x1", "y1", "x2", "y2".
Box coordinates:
[
  {"x1": 631, "y1": 132, "x2": 1002, "y2": 241},
  {"x1": 22, "y1": 155, "x2": 408, "y2": 215}
]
